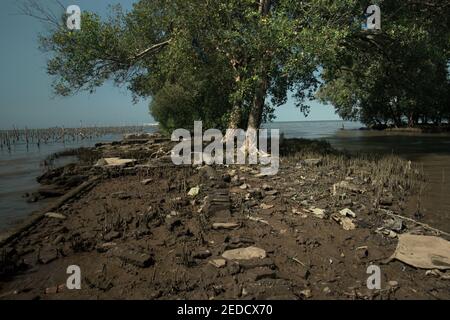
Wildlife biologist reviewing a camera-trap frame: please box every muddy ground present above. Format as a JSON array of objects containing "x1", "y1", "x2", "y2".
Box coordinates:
[{"x1": 0, "y1": 134, "x2": 449, "y2": 300}]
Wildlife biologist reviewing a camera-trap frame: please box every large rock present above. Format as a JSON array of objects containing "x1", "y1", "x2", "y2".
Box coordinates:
[{"x1": 222, "y1": 246, "x2": 266, "y2": 261}]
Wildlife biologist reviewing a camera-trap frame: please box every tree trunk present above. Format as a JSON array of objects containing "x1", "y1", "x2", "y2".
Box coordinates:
[
  {"x1": 247, "y1": 76, "x2": 268, "y2": 130},
  {"x1": 246, "y1": 0, "x2": 272, "y2": 131}
]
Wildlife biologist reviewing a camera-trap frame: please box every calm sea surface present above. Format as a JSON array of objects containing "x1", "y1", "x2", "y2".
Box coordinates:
[{"x1": 1, "y1": 121, "x2": 449, "y2": 232}]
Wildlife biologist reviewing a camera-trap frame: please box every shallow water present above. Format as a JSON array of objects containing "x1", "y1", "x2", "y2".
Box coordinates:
[
  {"x1": 1, "y1": 121, "x2": 449, "y2": 233},
  {"x1": 0, "y1": 132, "x2": 154, "y2": 232},
  {"x1": 266, "y1": 121, "x2": 450, "y2": 233}
]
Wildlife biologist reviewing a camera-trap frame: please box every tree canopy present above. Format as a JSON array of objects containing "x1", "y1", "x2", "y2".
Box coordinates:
[{"x1": 31, "y1": 0, "x2": 450, "y2": 131}]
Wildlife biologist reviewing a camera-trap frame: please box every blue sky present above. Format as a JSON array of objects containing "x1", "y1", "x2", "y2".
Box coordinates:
[{"x1": 0, "y1": 0, "x2": 339, "y2": 129}]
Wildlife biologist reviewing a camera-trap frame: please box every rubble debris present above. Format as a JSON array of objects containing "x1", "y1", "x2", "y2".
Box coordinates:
[
  {"x1": 110, "y1": 247, "x2": 154, "y2": 268},
  {"x1": 339, "y1": 208, "x2": 356, "y2": 218},
  {"x1": 308, "y1": 207, "x2": 326, "y2": 219},
  {"x1": 388, "y1": 234, "x2": 450, "y2": 270},
  {"x1": 209, "y1": 259, "x2": 227, "y2": 268},
  {"x1": 187, "y1": 186, "x2": 200, "y2": 197}
]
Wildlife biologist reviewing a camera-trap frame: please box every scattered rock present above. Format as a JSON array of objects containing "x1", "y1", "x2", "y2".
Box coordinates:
[
  {"x1": 45, "y1": 286, "x2": 58, "y2": 295},
  {"x1": 340, "y1": 217, "x2": 356, "y2": 231},
  {"x1": 249, "y1": 268, "x2": 277, "y2": 281},
  {"x1": 339, "y1": 208, "x2": 356, "y2": 218},
  {"x1": 388, "y1": 280, "x2": 399, "y2": 288},
  {"x1": 110, "y1": 247, "x2": 154, "y2": 268},
  {"x1": 193, "y1": 250, "x2": 212, "y2": 259},
  {"x1": 104, "y1": 231, "x2": 121, "y2": 242},
  {"x1": 39, "y1": 248, "x2": 58, "y2": 264},
  {"x1": 209, "y1": 259, "x2": 227, "y2": 268},
  {"x1": 141, "y1": 179, "x2": 153, "y2": 185},
  {"x1": 260, "y1": 203, "x2": 274, "y2": 210},
  {"x1": 383, "y1": 217, "x2": 403, "y2": 232},
  {"x1": 222, "y1": 246, "x2": 266, "y2": 261},
  {"x1": 323, "y1": 287, "x2": 331, "y2": 295},
  {"x1": 95, "y1": 158, "x2": 136, "y2": 167},
  {"x1": 332, "y1": 215, "x2": 356, "y2": 231},
  {"x1": 212, "y1": 222, "x2": 240, "y2": 230},
  {"x1": 53, "y1": 235, "x2": 64, "y2": 245},
  {"x1": 44, "y1": 212, "x2": 67, "y2": 220},
  {"x1": 188, "y1": 186, "x2": 200, "y2": 197},
  {"x1": 299, "y1": 289, "x2": 312, "y2": 299},
  {"x1": 308, "y1": 207, "x2": 326, "y2": 219}
]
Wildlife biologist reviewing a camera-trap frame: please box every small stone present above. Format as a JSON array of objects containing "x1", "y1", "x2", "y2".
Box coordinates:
[
  {"x1": 44, "y1": 212, "x2": 67, "y2": 220},
  {"x1": 193, "y1": 250, "x2": 212, "y2": 259},
  {"x1": 323, "y1": 287, "x2": 331, "y2": 295},
  {"x1": 209, "y1": 259, "x2": 227, "y2": 268},
  {"x1": 39, "y1": 248, "x2": 58, "y2": 264},
  {"x1": 110, "y1": 247, "x2": 154, "y2": 268},
  {"x1": 265, "y1": 190, "x2": 278, "y2": 196},
  {"x1": 260, "y1": 203, "x2": 274, "y2": 210},
  {"x1": 299, "y1": 289, "x2": 312, "y2": 299},
  {"x1": 340, "y1": 217, "x2": 356, "y2": 231},
  {"x1": 227, "y1": 262, "x2": 241, "y2": 275},
  {"x1": 141, "y1": 179, "x2": 153, "y2": 185},
  {"x1": 222, "y1": 246, "x2": 266, "y2": 261},
  {"x1": 188, "y1": 186, "x2": 200, "y2": 197},
  {"x1": 212, "y1": 222, "x2": 240, "y2": 230},
  {"x1": 45, "y1": 286, "x2": 58, "y2": 295},
  {"x1": 250, "y1": 268, "x2": 277, "y2": 281},
  {"x1": 383, "y1": 218, "x2": 403, "y2": 232},
  {"x1": 240, "y1": 183, "x2": 249, "y2": 190},
  {"x1": 104, "y1": 231, "x2": 121, "y2": 241},
  {"x1": 388, "y1": 280, "x2": 399, "y2": 287},
  {"x1": 339, "y1": 208, "x2": 356, "y2": 218},
  {"x1": 53, "y1": 235, "x2": 64, "y2": 245},
  {"x1": 309, "y1": 207, "x2": 326, "y2": 219}
]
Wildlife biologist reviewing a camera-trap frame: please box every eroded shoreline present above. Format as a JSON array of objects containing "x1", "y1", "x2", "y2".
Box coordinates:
[{"x1": 1, "y1": 134, "x2": 449, "y2": 300}]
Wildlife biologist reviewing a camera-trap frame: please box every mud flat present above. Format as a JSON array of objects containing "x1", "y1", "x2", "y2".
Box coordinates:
[{"x1": 0, "y1": 134, "x2": 449, "y2": 300}]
